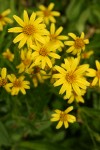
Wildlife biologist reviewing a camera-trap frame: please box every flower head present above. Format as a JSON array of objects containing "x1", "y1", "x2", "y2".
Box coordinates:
[
  {"x1": 49, "y1": 23, "x2": 68, "y2": 50},
  {"x1": 0, "y1": 68, "x2": 8, "y2": 87},
  {"x1": 53, "y1": 57, "x2": 90, "y2": 98},
  {"x1": 81, "y1": 50, "x2": 93, "y2": 59},
  {"x1": 8, "y1": 10, "x2": 48, "y2": 48},
  {"x1": 16, "y1": 48, "x2": 34, "y2": 73},
  {"x1": 31, "y1": 37, "x2": 60, "y2": 69},
  {"x1": 26, "y1": 64, "x2": 47, "y2": 87},
  {"x1": 2, "y1": 48, "x2": 14, "y2": 61},
  {"x1": 0, "y1": 68, "x2": 11, "y2": 92},
  {"x1": 0, "y1": 9, "x2": 13, "y2": 31},
  {"x1": 64, "y1": 90, "x2": 86, "y2": 104},
  {"x1": 86, "y1": 60, "x2": 100, "y2": 86},
  {"x1": 51, "y1": 106, "x2": 76, "y2": 129},
  {"x1": 7, "y1": 74, "x2": 30, "y2": 95},
  {"x1": 36, "y1": 3, "x2": 60, "y2": 24},
  {"x1": 65, "y1": 32, "x2": 89, "y2": 55}
]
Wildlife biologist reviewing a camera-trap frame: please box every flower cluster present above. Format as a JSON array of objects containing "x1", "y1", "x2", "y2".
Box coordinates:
[{"x1": 0, "y1": 2, "x2": 98, "y2": 129}]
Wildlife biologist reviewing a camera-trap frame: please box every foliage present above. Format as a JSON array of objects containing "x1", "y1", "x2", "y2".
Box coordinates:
[{"x1": 0, "y1": 0, "x2": 100, "y2": 150}]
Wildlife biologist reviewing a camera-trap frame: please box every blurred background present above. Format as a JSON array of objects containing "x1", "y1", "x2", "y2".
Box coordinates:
[{"x1": 0, "y1": 0, "x2": 100, "y2": 150}]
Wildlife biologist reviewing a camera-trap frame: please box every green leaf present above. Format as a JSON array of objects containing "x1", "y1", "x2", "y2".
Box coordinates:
[
  {"x1": 75, "y1": 8, "x2": 90, "y2": 32},
  {"x1": 0, "y1": 122, "x2": 11, "y2": 146},
  {"x1": 66, "y1": 0, "x2": 84, "y2": 20},
  {"x1": 18, "y1": 141, "x2": 66, "y2": 150}
]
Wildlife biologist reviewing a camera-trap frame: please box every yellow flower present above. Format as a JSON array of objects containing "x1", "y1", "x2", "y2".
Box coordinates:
[
  {"x1": 7, "y1": 74, "x2": 30, "y2": 95},
  {"x1": 53, "y1": 57, "x2": 90, "y2": 98},
  {"x1": 64, "y1": 90, "x2": 86, "y2": 104},
  {"x1": 49, "y1": 23, "x2": 68, "y2": 50},
  {"x1": 31, "y1": 37, "x2": 60, "y2": 69},
  {"x1": 16, "y1": 48, "x2": 34, "y2": 73},
  {"x1": 0, "y1": 68, "x2": 8, "y2": 87},
  {"x1": 86, "y1": 60, "x2": 100, "y2": 86},
  {"x1": 36, "y1": 3, "x2": 60, "y2": 24},
  {"x1": 26, "y1": 64, "x2": 47, "y2": 87},
  {"x1": 8, "y1": 10, "x2": 48, "y2": 49},
  {"x1": 0, "y1": 9, "x2": 13, "y2": 31},
  {"x1": 64, "y1": 32, "x2": 89, "y2": 55},
  {"x1": 2, "y1": 48, "x2": 14, "y2": 61},
  {"x1": 81, "y1": 50, "x2": 93, "y2": 59},
  {"x1": 51, "y1": 106, "x2": 76, "y2": 129},
  {"x1": 0, "y1": 68, "x2": 11, "y2": 92}
]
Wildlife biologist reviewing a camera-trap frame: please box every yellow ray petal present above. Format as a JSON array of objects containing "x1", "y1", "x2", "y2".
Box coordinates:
[
  {"x1": 56, "y1": 121, "x2": 63, "y2": 129},
  {"x1": 13, "y1": 33, "x2": 24, "y2": 43}
]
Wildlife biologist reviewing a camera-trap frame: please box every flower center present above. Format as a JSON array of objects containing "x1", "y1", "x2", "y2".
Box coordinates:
[
  {"x1": 66, "y1": 72, "x2": 76, "y2": 84},
  {"x1": 23, "y1": 25, "x2": 36, "y2": 35},
  {"x1": 82, "y1": 52, "x2": 88, "y2": 59},
  {"x1": 60, "y1": 112, "x2": 67, "y2": 121},
  {"x1": 96, "y1": 70, "x2": 100, "y2": 79},
  {"x1": 50, "y1": 34, "x2": 57, "y2": 40},
  {"x1": 23, "y1": 59, "x2": 31, "y2": 66},
  {"x1": 5, "y1": 55, "x2": 11, "y2": 59},
  {"x1": 43, "y1": 10, "x2": 50, "y2": 17},
  {"x1": 39, "y1": 47, "x2": 48, "y2": 56},
  {"x1": 33, "y1": 66, "x2": 40, "y2": 74},
  {"x1": 13, "y1": 80, "x2": 22, "y2": 87},
  {"x1": 74, "y1": 38, "x2": 84, "y2": 49},
  {"x1": 0, "y1": 79, "x2": 7, "y2": 87}
]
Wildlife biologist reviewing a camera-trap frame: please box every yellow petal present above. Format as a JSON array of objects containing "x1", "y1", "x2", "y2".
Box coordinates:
[
  {"x1": 45, "y1": 57, "x2": 52, "y2": 68},
  {"x1": 2, "y1": 9, "x2": 10, "y2": 16},
  {"x1": 56, "y1": 121, "x2": 63, "y2": 129},
  {"x1": 64, "y1": 41, "x2": 74, "y2": 46},
  {"x1": 1, "y1": 68, "x2": 7, "y2": 79},
  {"x1": 66, "y1": 46, "x2": 75, "y2": 53},
  {"x1": 51, "y1": 117, "x2": 59, "y2": 122},
  {"x1": 49, "y1": 53, "x2": 60, "y2": 59},
  {"x1": 72, "y1": 83, "x2": 81, "y2": 96},
  {"x1": 49, "y1": 16, "x2": 56, "y2": 23},
  {"x1": 67, "y1": 114, "x2": 76, "y2": 123},
  {"x1": 55, "y1": 27, "x2": 63, "y2": 36},
  {"x1": 18, "y1": 36, "x2": 28, "y2": 49},
  {"x1": 68, "y1": 33, "x2": 76, "y2": 40},
  {"x1": 54, "y1": 109, "x2": 61, "y2": 114},
  {"x1": 68, "y1": 95, "x2": 74, "y2": 104},
  {"x1": 95, "y1": 60, "x2": 100, "y2": 70},
  {"x1": 51, "y1": 11, "x2": 60, "y2": 16},
  {"x1": 64, "y1": 121, "x2": 69, "y2": 128},
  {"x1": 92, "y1": 77, "x2": 98, "y2": 86},
  {"x1": 86, "y1": 68, "x2": 96, "y2": 77},
  {"x1": 66, "y1": 83, "x2": 72, "y2": 98},
  {"x1": 8, "y1": 27, "x2": 22, "y2": 33},
  {"x1": 80, "y1": 32, "x2": 84, "y2": 38},
  {"x1": 20, "y1": 88, "x2": 26, "y2": 94},
  {"x1": 29, "y1": 12, "x2": 36, "y2": 23},
  {"x1": 84, "y1": 39, "x2": 89, "y2": 44},
  {"x1": 54, "y1": 66, "x2": 66, "y2": 74},
  {"x1": 59, "y1": 83, "x2": 66, "y2": 94},
  {"x1": 50, "y1": 23, "x2": 55, "y2": 34},
  {"x1": 13, "y1": 33, "x2": 24, "y2": 43},
  {"x1": 75, "y1": 64, "x2": 89, "y2": 75},
  {"x1": 13, "y1": 15, "x2": 24, "y2": 27},
  {"x1": 39, "y1": 5, "x2": 46, "y2": 11},
  {"x1": 53, "y1": 78, "x2": 64, "y2": 86},
  {"x1": 23, "y1": 10, "x2": 29, "y2": 24},
  {"x1": 65, "y1": 106, "x2": 73, "y2": 113},
  {"x1": 48, "y1": 3, "x2": 54, "y2": 10}
]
